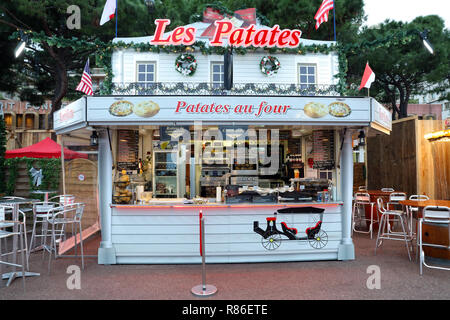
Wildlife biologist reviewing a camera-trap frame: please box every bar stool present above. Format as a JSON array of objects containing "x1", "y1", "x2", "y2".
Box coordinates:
[
  {"x1": 43, "y1": 203, "x2": 85, "y2": 274},
  {"x1": 418, "y1": 206, "x2": 450, "y2": 275},
  {"x1": 0, "y1": 205, "x2": 26, "y2": 291},
  {"x1": 28, "y1": 201, "x2": 62, "y2": 260},
  {"x1": 387, "y1": 192, "x2": 407, "y2": 233},
  {"x1": 406, "y1": 195, "x2": 429, "y2": 239},
  {"x1": 375, "y1": 197, "x2": 414, "y2": 261},
  {"x1": 358, "y1": 186, "x2": 367, "y2": 191},
  {"x1": 352, "y1": 192, "x2": 377, "y2": 239}
]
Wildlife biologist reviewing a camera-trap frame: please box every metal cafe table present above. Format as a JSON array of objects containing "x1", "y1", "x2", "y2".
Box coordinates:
[{"x1": 0, "y1": 197, "x2": 40, "y2": 286}]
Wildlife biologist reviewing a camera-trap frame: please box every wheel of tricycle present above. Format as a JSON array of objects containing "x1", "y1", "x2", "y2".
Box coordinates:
[
  {"x1": 262, "y1": 234, "x2": 282, "y2": 250},
  {"x1": 308, "y1": 230, "x2": 328, "y2": 249}
]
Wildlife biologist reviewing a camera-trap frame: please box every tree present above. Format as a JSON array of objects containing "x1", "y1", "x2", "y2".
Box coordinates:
[
  {"x1": 346, "y1": 15, "x2": 450, "y2": 120},
  {"x1": 0, "y1": 0, "x2": 155, "y2": 112}
]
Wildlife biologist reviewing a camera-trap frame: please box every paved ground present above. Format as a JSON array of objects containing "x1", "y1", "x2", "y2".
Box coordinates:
[{"x1": 1, "y1": 232, "x2": 449, "y2": 300}]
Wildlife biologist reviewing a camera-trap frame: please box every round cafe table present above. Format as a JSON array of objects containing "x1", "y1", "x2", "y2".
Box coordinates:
[{"x1": 399, "y1": 199, "x2": 450, "y2": 260}]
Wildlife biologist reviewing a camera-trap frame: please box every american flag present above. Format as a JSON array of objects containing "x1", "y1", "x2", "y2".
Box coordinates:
[
  {"x1": 314, "y1": 0, "x2": 334, "y2": 30},
  {"x1": 76, "y1": 58, "x2": 93, "y2": 96}
]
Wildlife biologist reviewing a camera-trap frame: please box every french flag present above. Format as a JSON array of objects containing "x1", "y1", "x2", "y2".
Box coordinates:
[{"x1": 100, "y1": 0, "x2": 116, "y2": 25}]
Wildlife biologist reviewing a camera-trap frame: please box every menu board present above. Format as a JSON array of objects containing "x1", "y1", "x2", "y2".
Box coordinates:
[
  {"x1": 312, "y1": 130, "x2": 335, "y2": 170},
  {"x1": 117, "y1": 130, "x2": 139, "y2": 170},
  {"x1": 159, "y1": 126, "x2": 190, "y2": 142}
]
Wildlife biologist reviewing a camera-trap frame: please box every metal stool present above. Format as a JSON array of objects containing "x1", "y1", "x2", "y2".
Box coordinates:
[
  {"x1": 0, "y1": 206, "x2": 26, "y2": 291},
  {"x1": 43, "y1": 203, "x2": 85, "y2": 274},
  {"x1": 418, "y1": 206, "x2": 450, "y2": 275},
  {"x1": 352, "y1": 192, "x2": 377, "y2": 239},
  {"x1": 375, "y1": 197, "x2": 414, "y2": 261}
]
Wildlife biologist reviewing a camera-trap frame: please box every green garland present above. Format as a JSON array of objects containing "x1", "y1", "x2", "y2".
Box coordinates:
[
  {"x1": 5, "y1": 157, "x2": 60, "y2": 197},
  {"x1": 10, "y1": 27, "x2": 417, "y2": 97}
]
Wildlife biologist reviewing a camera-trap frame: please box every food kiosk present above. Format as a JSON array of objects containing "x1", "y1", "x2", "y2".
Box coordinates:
[
  {"x1": 54, "y1": 94, "x2": 391, "y2": 264},
  {"x1": 53, "y1": 14, "x2": 392, "y2": 264}
]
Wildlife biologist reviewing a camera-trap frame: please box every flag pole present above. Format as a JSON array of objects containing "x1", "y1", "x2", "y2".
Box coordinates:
[
  {"x1": 115, "y1": 0, "x2": 118, "y2": 38},
  {"x1": 333, "y1": 1, "x2": 336, "y2": 42}
]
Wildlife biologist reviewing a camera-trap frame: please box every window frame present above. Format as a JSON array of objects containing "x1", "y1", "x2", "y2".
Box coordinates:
[
  {"x1": 298, "y1": 63, "x2": 317, "y2": 89},
  {"x1": 136, "y1": 61, "x2": 157, "y2": 87},
  {"x1": 210, "y1": 61, "x2": 225, "y2": 89}
]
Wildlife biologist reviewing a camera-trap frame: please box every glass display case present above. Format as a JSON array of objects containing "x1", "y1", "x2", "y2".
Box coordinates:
[{"x1": 153, "y1": 149, "x2": 179, "y2": 198}]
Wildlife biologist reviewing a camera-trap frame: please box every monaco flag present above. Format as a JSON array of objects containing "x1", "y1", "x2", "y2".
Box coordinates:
[
  {"x1": 359, "y1": 62, "x2": 375, "y2": 90},
  {"x1": 100, "y1": 0, "x2": 116, "y2": 25}
]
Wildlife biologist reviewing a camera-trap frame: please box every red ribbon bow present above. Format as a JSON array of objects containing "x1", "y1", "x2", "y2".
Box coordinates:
[{"x1": 201, "y1": 7, "x2": 257, "y2": 38}]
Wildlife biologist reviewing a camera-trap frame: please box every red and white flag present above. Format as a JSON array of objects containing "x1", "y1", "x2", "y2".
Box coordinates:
[
  {"x1": 359, "y1": 62, "x2": 376, "y2": 90},
  {"x1": 314, "y1": 0, "x2": 334, "y2": 30},
  {"x1": 76, "y1": 59, "x2": 93, "y2": 96},
  {"x1": 100, "y1": 0, "x2": 116, "y2": 25}
]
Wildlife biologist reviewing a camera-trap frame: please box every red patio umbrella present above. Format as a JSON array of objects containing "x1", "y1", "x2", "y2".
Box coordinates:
[{"x1": 5, "y1": 137, "x2": 88, "y2": 159}]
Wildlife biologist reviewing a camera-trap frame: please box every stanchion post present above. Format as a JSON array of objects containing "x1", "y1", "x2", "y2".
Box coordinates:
[{"x1": 191, "y1": 210, "x2": 217, "y2": 297}]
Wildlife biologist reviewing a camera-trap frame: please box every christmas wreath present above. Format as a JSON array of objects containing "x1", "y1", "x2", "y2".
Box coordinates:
[
  {"x1": 175, "y1": 53, "x2": 197, "y2": 76},
  {"x1": 260, "y1": 56, "x2": 280, "y2": 76}
]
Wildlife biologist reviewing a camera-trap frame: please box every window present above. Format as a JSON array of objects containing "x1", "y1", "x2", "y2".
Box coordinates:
[
  {"x1": 136, "y1": 62, "x2": 156, "y2": 91},
  {"x1": 39, "y1": 114, "x2": 47, "y2": 130},
  {"x1": 298, "y1": 64, "x2": 317, "y2": 90},
  {"x1": 211, "y1": 62, "x2": 224, "y2": 89}
]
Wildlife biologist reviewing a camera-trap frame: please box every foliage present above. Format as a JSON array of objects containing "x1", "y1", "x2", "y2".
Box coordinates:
[
  {"x1": 5, "y1": 157, "x2": 60, "y2": 196},
  {"x1": 346, "y1": 16, "x2": 450, "y2": 119},
  {"x1": 0, "y1": 116, "x2": 6, "y2": 194}
]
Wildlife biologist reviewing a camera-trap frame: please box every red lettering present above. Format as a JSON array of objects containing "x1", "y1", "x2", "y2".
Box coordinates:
[
  {"x1": 184, "y1": 27, "x2": 196, "y2": 45},
  {"x1": 278, "y1": 30, "x2": 291, "y2": 47},
  {"x1": 244, "y1": 25, "x2": 256, "y2": 46},
  {"x1": 171, "y1": 27, "x2": 186, "y2": 44},
  {"x1": 175, "y1": 101, "x2": 186, "y2": 113},
  {"x1": 229, "y1": 28, "x2": 244, "y2": 46},
  {"x1": 210, "y1": 21, "x2": 234, "y2": 46},
  {"x1": 150, "y1": 19, "x2": 171, "y2": 44},
  {"x1": 289, "y1": 30, "x2": 302, "y2": 47},
  {"x1": 268, "y1": 25, "x2": 281, "y2": 46},
  {"x1": 253, "y1": 29, "x2": 269, "y2": 47}
]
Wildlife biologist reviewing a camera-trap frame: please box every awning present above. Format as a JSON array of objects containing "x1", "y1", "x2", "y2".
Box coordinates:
[{"x1": 5, "y1": 137, "x2": 88, "y2": 159}]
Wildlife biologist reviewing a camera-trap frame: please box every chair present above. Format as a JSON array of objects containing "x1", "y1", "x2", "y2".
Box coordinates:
[
  {"x1": 381, "y1": 188, "x2": 395, "y2": 192},
  {"x1": 387, "y1": 192, "x2": 407, "y2": 233},
  {"x1": 48, "y1": 195, "x2": 75, "y2": 206},
  {"x1": 0, "y1": 204, "x2": 29, "y2": 271},
  {"x1": 352, "y1": 192, "x2": 377, "y2": 239},
  {"x1": 406, "y1": 195, "x2": 429, "y2": 239},
  {"x1": 418, "y1": 206, "x2": 450, "y2": 275},
  {"x1": 375, "y1": 197, "x2": 414, "y2": 261},
  {"x1": 0, "y1": 205, "x2": 26, "y2": 290},
  {"x1": 28, "y1": 201, "x2": 62, "y2": 261},
  {"x1": 43, "y1": 203, "x2": 85, "y2": 274}
]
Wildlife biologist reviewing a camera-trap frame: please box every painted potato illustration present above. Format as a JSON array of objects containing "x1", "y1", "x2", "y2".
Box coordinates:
[
  {"x1": 303, "y1": 102, "x2": 329, "y2": 118},
  {"x1": 133, "y1": 100, "x2": 160, "y2": 118}
]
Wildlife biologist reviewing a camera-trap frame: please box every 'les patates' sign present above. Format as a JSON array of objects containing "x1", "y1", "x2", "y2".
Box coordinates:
[{"x1": 150, "y1": 19, "x2": 302, "y2": 48}]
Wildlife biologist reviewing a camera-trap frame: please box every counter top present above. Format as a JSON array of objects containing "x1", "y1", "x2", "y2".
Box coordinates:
[{"x1": 111, "y1": 201, "x2": 343, "y2": 208}]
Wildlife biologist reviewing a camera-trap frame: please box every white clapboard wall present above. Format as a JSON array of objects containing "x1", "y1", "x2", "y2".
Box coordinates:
[
  {"x1": 111, "y1": 50, "x2": 339, "y2": 86},
  {"x1": 111, "y1": 205, "x2": 342, "y2": 264}
]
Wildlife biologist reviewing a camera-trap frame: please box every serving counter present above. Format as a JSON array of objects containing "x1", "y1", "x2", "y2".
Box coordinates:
[{"x1": 109, "y1": 201, "x2": 344, "y2": 264}]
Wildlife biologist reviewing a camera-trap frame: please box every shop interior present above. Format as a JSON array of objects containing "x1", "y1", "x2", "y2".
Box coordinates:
[{"x1": 108, "y1": 124, "x2": 342, "y2": 205}]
